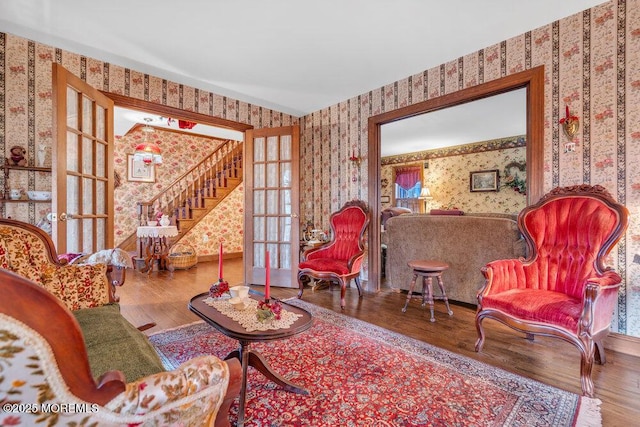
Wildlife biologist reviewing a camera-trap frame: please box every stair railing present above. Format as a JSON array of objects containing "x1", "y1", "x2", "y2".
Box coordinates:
[{"x1": 136, "y1": 139, "x2": 243, "y2": 226}]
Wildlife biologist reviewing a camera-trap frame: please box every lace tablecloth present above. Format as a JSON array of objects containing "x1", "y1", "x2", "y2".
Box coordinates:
[
  {"x1": 136, "y1": 226, "x2": 178, "y2": 238},
  {"x1": 203, "y1": 297, "x2": 303, "y2": 332}
]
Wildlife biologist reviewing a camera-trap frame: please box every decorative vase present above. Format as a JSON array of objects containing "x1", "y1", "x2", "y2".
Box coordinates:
[
  {"x1": 37, "y1": 145, "x2": 47, "y2": 167},
  {"x1": 159, "y1": 214, "x2": 170, "y2": 226}
]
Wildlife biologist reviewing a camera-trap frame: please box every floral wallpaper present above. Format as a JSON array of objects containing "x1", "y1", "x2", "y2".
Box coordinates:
[
  {"x1": 298, "y1": 0, "x2": 640, "y2": 337},
  {"x1": 113, "y1": 127, "x2": 243, "y2": 255},
  {"x1": 381, "y1": 137, "x2": 527, "y2": 214},
  {"x1": 0, "y1": 31, "x2": 294, "y2": 257},
  {"x1": 1, "y1": 0, "x2": 640, "y2": 336},
  {"x1": 180, "y1": 183, "x2": 245, "y2": 256}
]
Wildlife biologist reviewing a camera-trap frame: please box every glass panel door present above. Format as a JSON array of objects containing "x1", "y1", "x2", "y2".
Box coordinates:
[
  {"x1": 244, "y1": 126, "x2": 300, "y2": 288},
  {"x1": 52, "y1": 64, "x2": 114, "y2": 253}
]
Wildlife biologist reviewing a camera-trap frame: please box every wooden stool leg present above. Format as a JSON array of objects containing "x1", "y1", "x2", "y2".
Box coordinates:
[
  {"x1": 425, "y1": 276, "x2": 435, "y2": 322},
  {"x1": 436, "y1": 274, "x2": 453, "y2": 316},
  {"x1": 402, "y1": 273, "x2": 418, "y2": 312},
  {"x1": 420, "y1": 276, "x2": 428, "y2": 306}
]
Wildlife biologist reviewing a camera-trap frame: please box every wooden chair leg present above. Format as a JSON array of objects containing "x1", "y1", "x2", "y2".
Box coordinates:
[
  {"x1": 594, "y1": 339, "x2": 606, "y2": 364},
  {"x1": 475, "y1": 315, "x2": 486, "y2": 352},
  {"x1": 580, "y1": 348, "x2": 596, "y2": 398},
  {"x1": 353, "y1": 276, "x2": 363, "y2": 297},
  {"x1": 297, "y1": 271, "x2": 306, "y2": 300}
]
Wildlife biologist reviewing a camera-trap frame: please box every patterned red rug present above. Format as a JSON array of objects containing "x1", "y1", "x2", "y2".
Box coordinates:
[{"x1": 149, "y1": 299, "x2": 601, "y2": 427}]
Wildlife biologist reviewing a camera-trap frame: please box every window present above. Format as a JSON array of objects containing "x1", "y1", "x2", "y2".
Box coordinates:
[{"x1": 393, "y1": 165, "x2": 423, "y2": 212}]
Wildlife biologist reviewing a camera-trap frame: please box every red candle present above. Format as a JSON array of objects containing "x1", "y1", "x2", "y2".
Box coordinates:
[
  {"x1": 565, "y1": 105, "x2": 570, "y2": 119},
  {"x1": 265, "y1": 250, "x2": 271, "y2": 300},
  {"x1": 218, "y1": 242, "x2": 223, "y2": 279}
]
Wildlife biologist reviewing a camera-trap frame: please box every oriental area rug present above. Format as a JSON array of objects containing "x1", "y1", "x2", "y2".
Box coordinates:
[{"x1": 149, "y1": 299, "x2": 601, "y2": 427}]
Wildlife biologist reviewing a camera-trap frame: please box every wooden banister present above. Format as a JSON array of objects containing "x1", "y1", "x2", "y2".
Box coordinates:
[
  {"x1": 137, "y1": 139, "x2": 242, "y2": 224},
  {"x1": 118, "y1": 139, "x2": 243, "y2": 254}
]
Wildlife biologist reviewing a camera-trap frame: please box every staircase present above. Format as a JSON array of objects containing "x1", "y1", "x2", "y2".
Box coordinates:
[{"x1": 118, "y1": 139, "x2": 243, "y2": 253}]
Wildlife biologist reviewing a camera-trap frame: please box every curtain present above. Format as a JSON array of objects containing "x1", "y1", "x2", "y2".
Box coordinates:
[{"x1": 395, "y1": 166, "x2": 421, "y2": 190}]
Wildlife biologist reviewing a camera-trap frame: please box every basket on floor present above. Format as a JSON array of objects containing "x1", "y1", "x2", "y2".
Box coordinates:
[{"x1": 168, "y1": 243, "x2": 197, "y2": 270}]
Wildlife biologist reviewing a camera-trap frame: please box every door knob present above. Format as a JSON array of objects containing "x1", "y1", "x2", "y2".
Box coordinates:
[
  {"x1": 291, "y1": 213, "x2": 299, "y2": 218},
  {"x1": 59, "y1": 213, "x2": 68, "y2": 222}
]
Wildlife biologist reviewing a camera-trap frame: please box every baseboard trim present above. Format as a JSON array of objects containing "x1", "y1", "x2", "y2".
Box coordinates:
[
  {"x1": 197, "y1": 252, "x2": 243, "y2": 263},
  {"x1": 605, "y1": 332, "x2": 640, "y2": 357}
]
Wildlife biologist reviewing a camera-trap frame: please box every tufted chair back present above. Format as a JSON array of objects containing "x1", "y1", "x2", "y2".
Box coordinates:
[
  {"x1": 297, "y1": 200, "x2": 369, "y2": 309},
  {"x1": 519, "y1": 190, "x2": 624, "y2": 299},
  {"x1": 307, "y1": 204, "x2": 368, "y2": 262},
  {"x1": 475, "y1": 184, "x2": 629, "y2": 398}
]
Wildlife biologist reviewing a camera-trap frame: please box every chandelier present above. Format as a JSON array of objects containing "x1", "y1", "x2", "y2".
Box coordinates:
[{"x1": 133, "y1": 118, "x2": 163, "y2": 165}]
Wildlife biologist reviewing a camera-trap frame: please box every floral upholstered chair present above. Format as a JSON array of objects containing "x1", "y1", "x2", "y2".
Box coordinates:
[
  {"x1": 475, "y1": 185, "x2": 629, "y2": 397},
  {"x1": 297, "y1": 200, "x2": 369, "y2": 309},
  {"x1": 0, "y1": 269, "x2": 241, "y2": 426},
  {"x1": 0, "y1": 218, "x2": 115, "y2": 309}
]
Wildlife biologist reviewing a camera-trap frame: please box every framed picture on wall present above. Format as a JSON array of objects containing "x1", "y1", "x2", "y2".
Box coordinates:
[
  {"x1": 381, "y1": 196, "x2": 390, "y2": 203},
  {"x1": 470, "y1": 169, "x2": 499, "y2": 192},
  {"x1": 127, "y1": 154, "x2": 155, "y2": 182}
]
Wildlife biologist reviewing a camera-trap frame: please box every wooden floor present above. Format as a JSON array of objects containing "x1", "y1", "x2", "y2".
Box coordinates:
[{"x1": 118, "y1": 259, "x2": 640, "y2": 426}]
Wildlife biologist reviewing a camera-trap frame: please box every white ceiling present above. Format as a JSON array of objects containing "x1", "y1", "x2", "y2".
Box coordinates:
[
  {"x1": 0, "y1": 0, "x2": 605, "y2": 117},
  {"x1": 380, "y1": 88, "x2": 526, "y2": 157},
  {"x1": 114, "y1": 107, "x2": 245, "y2": 140}
]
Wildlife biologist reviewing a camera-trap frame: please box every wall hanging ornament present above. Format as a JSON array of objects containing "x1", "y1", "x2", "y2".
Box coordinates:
[{"x1": 559, "y1": 105, "x2": 579, "y2": 140}]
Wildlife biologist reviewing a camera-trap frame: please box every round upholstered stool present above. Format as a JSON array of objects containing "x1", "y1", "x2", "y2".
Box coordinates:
[{"x1": 402, "y1": 260, "x2": 453, "y2": 322}]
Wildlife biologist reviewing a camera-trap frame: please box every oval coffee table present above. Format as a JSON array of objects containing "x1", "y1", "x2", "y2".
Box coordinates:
[{"x1": 189, "y1": 292, "x2": 313, "y2": 427}]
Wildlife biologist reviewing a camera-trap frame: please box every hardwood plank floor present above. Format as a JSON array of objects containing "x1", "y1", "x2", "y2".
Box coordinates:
[{"x1": 118, "y1": 259, "x2": 640, "y2": 426}]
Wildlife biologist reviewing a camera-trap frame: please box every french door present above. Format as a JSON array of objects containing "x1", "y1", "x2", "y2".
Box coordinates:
[
  {"x1": 52, "y1": 64, "x2": 114, "y2": 253},
  {"x1": 244, "y1": 126, "x2": 300, "y2": 288}
]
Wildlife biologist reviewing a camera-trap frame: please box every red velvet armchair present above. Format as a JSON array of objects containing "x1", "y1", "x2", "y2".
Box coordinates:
[
  {"x1": 297, "y1": 200, "x2": 369, "y2": 309},
  {"x1": 475, "y1": 185, "x2": 629, "y2": 397}
]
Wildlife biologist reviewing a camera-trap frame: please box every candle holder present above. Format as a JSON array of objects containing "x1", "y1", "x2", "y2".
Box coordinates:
[
  {"x1": 209, "y1": 278, "x2": 230, "y2": 298},
  {"x1": 349, "y1": 149, "x2": 361, "y2": 165},
  {"x1": 256, "y1": 298, "x2": 282, "y2": 322}
]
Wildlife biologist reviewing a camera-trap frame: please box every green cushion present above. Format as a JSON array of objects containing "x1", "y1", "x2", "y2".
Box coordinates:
[{"x1": 73, "y1": 304, "x2": 165, "y2": 382}]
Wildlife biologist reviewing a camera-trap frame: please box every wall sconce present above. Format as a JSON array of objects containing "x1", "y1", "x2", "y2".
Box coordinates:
[
  {"x1": 560, "y1": 105, "x2": 579, "y2": 140},
  {"x1": 349, "y1": 149, "x2": 361, "y2": 164}
]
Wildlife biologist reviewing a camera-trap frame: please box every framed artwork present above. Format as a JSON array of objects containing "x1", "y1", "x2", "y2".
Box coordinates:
[
  {"x1": 381, "y1": 196, "x2": 391, "y2": 203},
  {"x1": 127, "y1": 154, "x2": 155, "y2": 182},
  {"x1": 469, "y1": 169, "x2": 499, "y2": 192}
]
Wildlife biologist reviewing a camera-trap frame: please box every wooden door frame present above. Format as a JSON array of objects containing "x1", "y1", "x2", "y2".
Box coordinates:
[
  {"x1": 102, "y1": 93, "x2": 253, "y2": 253},
  {"x1": 102, "y1": 93, "x2": 254, "y2": 133},
  {"x1": 368, "y1": 66, "x2": 545, "y2": 292}
]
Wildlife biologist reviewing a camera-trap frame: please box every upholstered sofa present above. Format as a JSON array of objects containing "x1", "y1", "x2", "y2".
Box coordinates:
[
  {"x1": 0, "y1": 219, "x2": 241, "y2": 426},
  {"x1": 383, "y1": 213, "x2": 526, "y2": 305}
]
